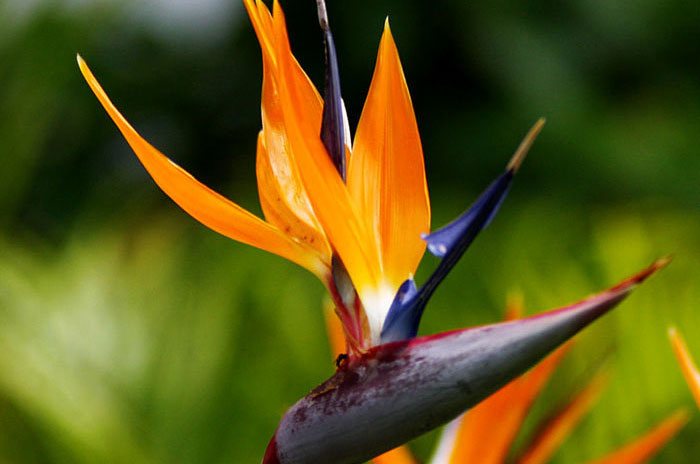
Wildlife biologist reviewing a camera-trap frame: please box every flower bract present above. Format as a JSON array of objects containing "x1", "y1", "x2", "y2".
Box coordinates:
[{"x1": 341, "y1": 304, "x2": 688, "y2": 464}]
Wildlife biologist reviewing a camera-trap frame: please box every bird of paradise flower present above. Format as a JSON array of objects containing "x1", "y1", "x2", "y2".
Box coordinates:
[
  {"x1": 75, "y1": 0, "x2": 553, "y2": 355},
  {"x1": 324, "y1": 303, "x2": 688, "y2": 464},
  {"x1": 77, "y1": 0, "x2": 672, "y2": 462}
]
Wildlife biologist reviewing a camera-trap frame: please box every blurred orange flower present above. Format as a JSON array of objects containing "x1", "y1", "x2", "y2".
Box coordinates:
[{"x1": 669, "y1": 327, "x2": 700, "y2": 408}]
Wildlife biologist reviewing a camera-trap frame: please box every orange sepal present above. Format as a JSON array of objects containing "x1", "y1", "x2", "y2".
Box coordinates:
[
  {"x1": 77, "y1": 56, "x2": 323, "y2": 276},
  {"x1": 517, "y1": 369, "x2": 609, "y2": 464},
  {"x1": 244, "y1": 0, "x2": 276, "y2": 68},
  {"x1": 270, "y1": 3, "x2": 381, "y2": 294},
  {"x1": 448, "y1": 343, "x2": 571, "y2": 464},
  {"x1": 245, "y1": 0, "x2": 330, "y2": 268},
  {"x1": 256, "y1": 133, "x2": 331, "y2": 265},
  {"x1": 348, "y1": 19, "x2": 430, "y2": 290},
  {"x1": 669, "y1": 327, "x2": 700, "y2": 408},
  {"x1": 587, "y1": 409, "x2": 689, "y2": 464}
]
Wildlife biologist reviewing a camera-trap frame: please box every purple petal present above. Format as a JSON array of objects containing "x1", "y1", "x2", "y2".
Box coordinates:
[
  {"x1": 317, "y1": 1, "x2": 346, "y2": 180},
  {"x1": 265, "y1": 260, "x2": 667, "y2": 464},
  {"x1": 422, "y1": 171, "x2": 512, "y2": 258},
  {"x1": 381, "y1": 171, "x2": 511, "y2": 343},
  {"x1": 378, "y1": 278, "x2": 419, "y2": 343}
]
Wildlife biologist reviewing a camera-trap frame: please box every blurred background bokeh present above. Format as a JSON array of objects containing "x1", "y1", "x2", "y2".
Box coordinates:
[{"x1": 0, "y1": 0, "x2": 698, "y2": 462}]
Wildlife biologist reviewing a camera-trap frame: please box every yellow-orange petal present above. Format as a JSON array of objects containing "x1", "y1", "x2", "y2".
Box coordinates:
[
  {"x1": 323, "y1": 299, "x2": 347, "y2": 360},
  {"x1": 245, "y1": 0, "x2": 324, "y2": 139},
  {"x1": 447, "y1": 343, "x2": 571, "y2": 464},
  {"x1": 518, "y1": 369, "x2": 609, "y2": 464},
  {"x1": 348, "y1": 19, "x2": 430, "y2": 293},
  {"x1": 245, "y1": 1, "x2": 331, "y2": 266},
  {"x1": 586, "y1": 409, "x2": 689, "y2": 464},
  {"x1": 270, "y1": 3, "x2": 382, "y2": 296},
  {"x1": 251, "y1": 0, "x2": 327, "y2": 158},
  {"x1": 669, "y1": 327, "x2": 700, "y2": 408},
  {"x1": 77, "y1": 55, "x2": 324, "y2": 276},
  {"x1": 372, "y1": 446, "x2": 418, "y2": 464},
  {"x1": 244, "y1": 0, "x2": 276, "y2": 69},
  {"x1": 256, "y1": 133, "x2": 331, "y2": 263}
]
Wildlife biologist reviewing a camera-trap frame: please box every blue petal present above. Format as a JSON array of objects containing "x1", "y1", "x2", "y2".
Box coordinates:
[
  {"x1": 423, "y1": 171, "x2": 512, "y2": 258},
  {"x1": 380, "y1": 120, "x2": 545, "y2": 343},
  {"x1": 380, "y1": 278, "x2": 419, "y2": 343},
  {"x1": 381, "y1": 170, "x2": 514, "y2": 343}
]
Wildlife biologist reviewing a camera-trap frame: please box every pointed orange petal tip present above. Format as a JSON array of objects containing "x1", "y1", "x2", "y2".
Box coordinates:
[
  {"x1": 348, "y1": 5, "x2": 429, "y2": 301},
  {"x1": 77, "y1": 51, "x2": 329, "y2": 276},
  {"x1": 272, "y1": 0, "x2": 282, "y2": 18},
  {"x1": 77, "y1": 54, "x2": 91, "y2": 78},
  {"x1": 589, "y1": 408, "x2": 689, "y2": 464},
  {"x1": 518, "y1": 368, "x2": 609, "y2": 464},
  {"x1": 507, "y1": 118, "x2": 546, "y2": 173},
  {"x1": 668, "y1": 326, "x2": 700, "y2": 408}
]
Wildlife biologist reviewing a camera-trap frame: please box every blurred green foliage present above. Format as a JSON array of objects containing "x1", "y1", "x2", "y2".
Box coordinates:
[{"x1": 0, "y1": 0, "x2": 698, "y2": 462}]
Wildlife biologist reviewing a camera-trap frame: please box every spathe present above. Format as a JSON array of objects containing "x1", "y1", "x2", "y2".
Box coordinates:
[{"x1": 264, "y1": 259, "x2": 667, "y2": 464}]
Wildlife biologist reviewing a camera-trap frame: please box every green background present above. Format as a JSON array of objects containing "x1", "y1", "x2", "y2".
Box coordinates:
[{"x1": 0, "y1": 0, "x2": 698, "y2": 462}]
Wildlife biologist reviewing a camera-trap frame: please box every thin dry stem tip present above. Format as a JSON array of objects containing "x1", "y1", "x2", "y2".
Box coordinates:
[
  {"x1": 653, "y1": 255, "x2": 673, "y2": 271},
  {"x1": 508, "y1": 117, "x2": 546, "y2": 173},
  {"x1": 316, "y1": 0, "x2": 329, "y2": 30}
]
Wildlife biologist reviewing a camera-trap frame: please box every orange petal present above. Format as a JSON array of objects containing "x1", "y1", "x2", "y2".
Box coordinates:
[
  {"x1": 518, "y1": 369, "x2": 609, "y2": 464},
  {"x1": 256, "y1": 133, "x2": 331, "y2": 263},
  {"x1": 77, "y1": 56, "x2": 324, "y2": 276},
  {"x1": 448, "y1": 343, "x2": 571, "y2": 464},
  {"x1": 323, "y1": 299, "x2": 347, "y2": 360},
  {"x1": 348, "y1": 19, "x2": 430, "y2": 291},
  {"x1": 586, "y1": 409, "x2": 689, "y2": 464},
  {"x1": 371, "y1": 445, "x2": 418, "y2": 464},
  {"x1": 270, "y1": 3, "x2": 381, "y2": 295},
  {"x1": 247, "y1": 0, "x2": 324, "y2": 134},
  {"x1": 245, "y1": 1, "x2": 330, "y2": 265},
  {"x1": 244, "y1": 0, "x2": 276, "y2": 68},
  {"x1": 669, "y1": 327, "x2": 700, "y2": 408}
]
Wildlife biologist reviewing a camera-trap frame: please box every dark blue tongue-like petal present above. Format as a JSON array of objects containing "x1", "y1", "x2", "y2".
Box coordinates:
[
  {"x1": 422, "y1": 172, "x2": 511, "y2": 258},
  {"x1": 317, "y1": 0, "x2": 346, "y2": 180},
  {"x1": 381, "y1": 119, "x2": 545, "y2": 343},
  {"x1": 378, "y1": 278, "x2": 419, "y2": 343},
  {"x1": 381, "y1": 171, "x2": 513, "y2": 342}
]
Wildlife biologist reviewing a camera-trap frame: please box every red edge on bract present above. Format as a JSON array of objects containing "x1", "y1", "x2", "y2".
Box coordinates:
[
  {"x1": 608, "y1": 256, "x2": 671, "y2": 292},
  {"x1": 263, "y1": 434, "x2": 280, "y2": 464},
  {"x1": 363, "y1": 258, "x2": 670, "y2": 357}
]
